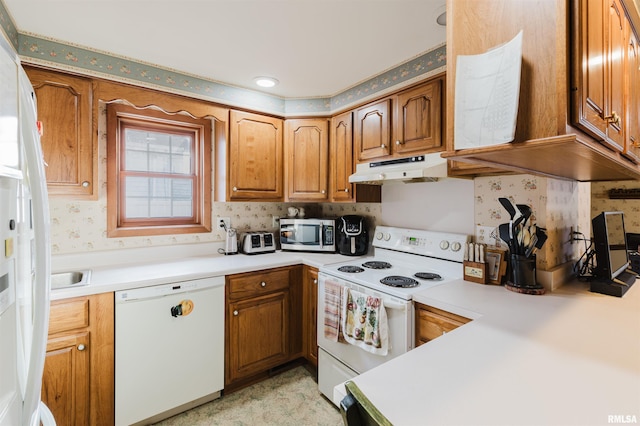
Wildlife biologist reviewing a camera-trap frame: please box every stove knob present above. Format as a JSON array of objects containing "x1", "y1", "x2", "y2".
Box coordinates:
[
  {"x1": 376, "y1": 232, "x2": 384, "y2": 240},
  {"x1": 451, "y1": 242, "x2": 462, "y2": 252},
  {"x1": 384, "y1": 233, "x2": 391, "y2": 241},
  {"x1": 439, "y1": 240, "x2": 450, "y2": 250}
]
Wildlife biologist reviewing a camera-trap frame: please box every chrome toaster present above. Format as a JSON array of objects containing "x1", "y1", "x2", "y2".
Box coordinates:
[{"x1": 241, "y1": 232, "x2": 276, "y2": 254}]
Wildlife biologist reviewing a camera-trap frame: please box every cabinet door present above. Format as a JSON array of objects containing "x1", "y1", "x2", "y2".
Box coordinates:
[
  {"x1": 415, "y1": 304, "x2": 470, "y2": 346},
  {"x1": 25, "y1": 67, "x2": 95, "y2": 197},
  {"x1": 285, "y1": 119, "x2": 329, "y2": 201},
  {"x1": 303, "y1": 266, "x2": 318, "y2": 367},
  {"x1": 354, "y1": 99, "x2": 392, "y2": 162},
  {"x1": 627, "y1": 29, "x2": 640, "y2": 162},
  {"x1": 229, "y1": 110, "x2": 283, "y2": 201},
  {"x1": 577, "y1": 0, "x2": 626, "y2": 152},
  {"x1": 577, "y1": 0, "x2": 608, "y2": 141},
  {"x1": 42, "y1": 332, "x2": 90, "y2": 426},
  {"x1": 606, "y1": 0, "x2": 626, "y2": 150},
  {"x1": 227, "y1": 291, "x2": 289, "y2": 383},
  {"x1": 330, "y1": 111, "x2": 355, "y2": 202},
  {"x1": 395, "y1": 79, "x2": 443, "y2": 155}
]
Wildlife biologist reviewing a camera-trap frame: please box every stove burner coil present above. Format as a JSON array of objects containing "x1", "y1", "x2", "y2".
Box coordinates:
[
  {"x1": 380, "y1": 275, "x2": 420, "y2": 288},
  {"x1": 414, "y1": 272, "x2": 443, "y2": 280},
  {"x1": 362, "y1": 261, "x2": 392, "y2": 270},
  {"x1": 338, "y1": 265, "x2": 365, "y2": 273}
]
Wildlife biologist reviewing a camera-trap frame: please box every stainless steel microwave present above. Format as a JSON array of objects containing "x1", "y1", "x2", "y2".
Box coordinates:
[{"x1": 280, "y1": 218, "x2": 336, "y2": 252}]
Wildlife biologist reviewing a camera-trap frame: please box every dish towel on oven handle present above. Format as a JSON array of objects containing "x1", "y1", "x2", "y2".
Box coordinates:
[
  {"x1": 323, "y1": 278, "x2": 343, "y2": 342},
  {"x1": 341, "y1": 287, "x2": 389, "y2": 356}
]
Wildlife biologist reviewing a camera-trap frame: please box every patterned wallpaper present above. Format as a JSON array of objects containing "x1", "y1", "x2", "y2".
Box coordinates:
[
  {"x1": 592, "y1": 180, "x2": 640, "y2": 235},
  {"x1": 13, "y1": 32, "x2": 444, "y2": 117},
  {"x1": 48, "y1": 102, "x2": 381, "y2": 255},
  {"x1": 0, "y1": 0, "x2": 17, "y2": 48},
  {"x1": 1, "y1": 0, "x2": 447, "y2": 117},
  {"x1": 474, "y1": 175, "x2": 588, "y2": 271}
]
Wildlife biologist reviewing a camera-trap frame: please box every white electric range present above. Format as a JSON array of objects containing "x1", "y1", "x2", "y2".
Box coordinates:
[{"x1": 317, "y1": 225, "x2": 471, "y2": 405}]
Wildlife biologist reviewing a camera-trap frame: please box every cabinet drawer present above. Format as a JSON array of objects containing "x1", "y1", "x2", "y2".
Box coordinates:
[
  {"x1": 415, "y1": 304, "x2": 470, "y2": 345},
  {"x1": 49, "y1": 298, "x2": 90, "y2": 335},
  {"x1": 227, "y1": 268, "x2": 290, "y2": 299}
]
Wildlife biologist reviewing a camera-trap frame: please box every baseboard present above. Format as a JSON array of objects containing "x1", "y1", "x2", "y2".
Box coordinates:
[{"x1": 537, "y1": 261, "x2": 576, "y2": 292}]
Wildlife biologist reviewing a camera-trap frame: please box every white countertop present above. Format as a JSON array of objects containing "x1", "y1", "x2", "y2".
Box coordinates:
[
  {"x1": 50, "y1": 250, "x2": 354, "y2": 300},
  {"x1": 51, "y1": 249, "x2": 640, "y2": 424},
  {"x1": 347, "y1": 279, "x2": 640, "y2": 426}
]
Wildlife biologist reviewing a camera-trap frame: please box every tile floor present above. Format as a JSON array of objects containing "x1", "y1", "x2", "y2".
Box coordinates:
[{"x1": 154, "y1": 366, "x2": 343, "y2": 425}]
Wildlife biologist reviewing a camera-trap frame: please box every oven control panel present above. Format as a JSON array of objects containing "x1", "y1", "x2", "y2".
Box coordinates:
[{"x1": 373, "y1": 226, "x2": 470, "y2": 262}]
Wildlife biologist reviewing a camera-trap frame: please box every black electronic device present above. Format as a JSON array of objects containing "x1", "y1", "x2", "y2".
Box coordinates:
[
  {"x1": 591, "y1": 211, "x2": 635, "y2": 297},
  {"x1": 336, "y1": 215, "x2": 369, "y2": 256}
]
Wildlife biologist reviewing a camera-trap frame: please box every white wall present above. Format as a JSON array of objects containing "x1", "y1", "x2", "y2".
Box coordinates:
[{"x1": 380, "y1": 178, "x2": 475, "y2": 234}]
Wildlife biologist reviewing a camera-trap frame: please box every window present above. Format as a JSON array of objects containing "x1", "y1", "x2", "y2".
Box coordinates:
[{"x1": 107, "y1": 103, "x2": 211, "y2": 237}]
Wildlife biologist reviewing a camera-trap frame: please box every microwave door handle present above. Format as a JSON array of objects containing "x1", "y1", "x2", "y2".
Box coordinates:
[{"x1": 319, "y1": 225, "x2": 324, "y2": 249}]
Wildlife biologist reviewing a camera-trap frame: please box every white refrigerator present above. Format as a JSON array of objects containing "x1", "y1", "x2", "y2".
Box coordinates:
[{"x1": 0, "y1": 31, "x2": 55, "y2": 426}]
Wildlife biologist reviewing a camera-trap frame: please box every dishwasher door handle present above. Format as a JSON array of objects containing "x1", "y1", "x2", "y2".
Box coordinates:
[{"x1": 170, "y1": 299, "x2": 194, "y2": 317}]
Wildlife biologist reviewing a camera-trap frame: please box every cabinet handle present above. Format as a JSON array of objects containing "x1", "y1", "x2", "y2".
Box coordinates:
[
  {"x1": 81, "y1": 181, "x2": 90, "y2": 188},
  {"x1": 344, "y1": 188, "x2": 349, "y2": 193},
  {"x1": 395, "y1": 140, "x2": 404, "y2": 146},
  {"x1": 77, "y1": 344, "x2": 86, "y2": 351},
  {"x1": 380, "y1": 144, "x2": 386, "y2": 149},
  {"x1": 604, "y1": 111, "x2": 621, "y2": 127},
  {"x1": 313, "y1": 279, "x2": 318, "y2": 285},
  {"x1": 321, "y1": 190, "x2": 326, "y2": 194},
  {"x1": 233, "y1": 310, "x2": 239, "y2": 316},
  {"x1": 261, "y1": 281, "x2": 266, "y2": 287},
  {"x1": 232, "y1": 186, "x2": 238, "y2": 192}
]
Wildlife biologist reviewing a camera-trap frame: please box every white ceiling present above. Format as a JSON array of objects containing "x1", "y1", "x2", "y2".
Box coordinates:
[{"x1": 4, "y1": 0, "x2": 447, "y2": 98}]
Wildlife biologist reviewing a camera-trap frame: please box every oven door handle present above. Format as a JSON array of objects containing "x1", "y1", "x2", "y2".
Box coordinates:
[{"x1": 383, "y1": 299, "x2": 407, "y2": 311}]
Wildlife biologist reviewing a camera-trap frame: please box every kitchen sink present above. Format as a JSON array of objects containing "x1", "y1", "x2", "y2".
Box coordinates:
[{"x1": 51, "y1": 270, "x2": 91, "y2": 290}]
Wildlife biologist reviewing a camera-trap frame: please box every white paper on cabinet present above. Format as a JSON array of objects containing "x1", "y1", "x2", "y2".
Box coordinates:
[{"x1": 454, "y1": 30, "x2": 523, "y2": 150}]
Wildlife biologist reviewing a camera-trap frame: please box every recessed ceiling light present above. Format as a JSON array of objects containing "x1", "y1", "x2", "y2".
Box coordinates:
[
  {"x1": 254, "y1": 76, "x2": 279, "y2": 88},
  {"x1": 434, "y1": 5, "x2": 446, "y2": 26}
]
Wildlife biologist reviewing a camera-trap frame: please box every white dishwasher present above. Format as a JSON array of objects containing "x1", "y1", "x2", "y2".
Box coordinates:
[{"x1": 115, "y1": 276, "x2": 225, "y2": 426}]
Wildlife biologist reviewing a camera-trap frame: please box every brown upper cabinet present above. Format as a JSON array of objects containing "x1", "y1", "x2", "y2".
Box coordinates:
[
  {"x1": 329, "y1": 112, "x2": 381, "y2": 203},
  {"x1": 330, "y1": 111, "x2": 355, "y2": 202},
  {"x1": 284, "y1": 118, "x2": 329, "y2": 201},
  {"x1": 394, "y1": 78, "x2": 444, "y2": 156},
  {"x1": 576, "y1": 0, "x2": 627, "y2": 152},
  {"x1": 25, "y1": 66, "x2": 96, "y2": 198},
  {"x1": 354, "y1": 76, "x2": 444, "y2": 163},
  {"x1": 442, "y1": 0, "x2": 640, "y2": 181},
  {"x1": 355, "y1": 98, "x2": 393, "y2": 161},
  {"x1": 627, "y1": 28, "x2": 640, "y2": 162},
  {"x1": 228, "y1": 110, "x2": 284, "y2": 201}
]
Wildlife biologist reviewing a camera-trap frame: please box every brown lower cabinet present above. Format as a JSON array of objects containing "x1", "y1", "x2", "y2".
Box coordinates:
[
  {"x1": 225, "y1": 266, "x2": 303, "y2": 391},
  {"x1": 414, "y1": 302, "x2": 471, "y2": 346},
  {"x1": 42, "y1": 292, "x2": 114, "y2": 426},
  {"x1": 303, "y1": 266, "x2": 318, "y2": 367}
]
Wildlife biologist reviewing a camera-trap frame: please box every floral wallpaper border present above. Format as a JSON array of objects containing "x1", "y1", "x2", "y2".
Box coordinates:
[
  {"x1": 0, "y1": 0, "x2": 18, "y2": 49},
  {"x1": 0, "y1": 1, "x2": 446, "y2": 116}
]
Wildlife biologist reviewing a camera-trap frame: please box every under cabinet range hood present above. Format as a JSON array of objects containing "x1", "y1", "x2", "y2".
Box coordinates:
[{"x1": 349, "y1": 154, "x2": 448, "y2": 184}]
